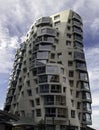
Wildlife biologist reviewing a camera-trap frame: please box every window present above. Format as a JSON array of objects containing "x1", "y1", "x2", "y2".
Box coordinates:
[
  {"x1": 36, "y1": 87, "x2": 38, "y2": 94},
  {"x1": 23, "y1": 67, "x2": 27, "y2": 73},
  {"x1": 39, "y1": 75, "x2": 47, "y2": 83},
  {"x1": 67, "y1": 33, "x2": 71, "y2": 38},
  {"x1": 71, "y1": 110, "x2": 75, "y2": 118},
  {"x1": 21, "y1": 91, "x2": 24, "y2": 97},
  {"x1": 61, "y1": 68, "x2": 64, "y2": 74},
  {"x1": 21, "y1": 110, "x2": 25, "y2": 117},
  {"x1": 68, "y1": 61, "x2": 73, "y2": 66},
  {"x1": 82, "y1": 92, "x2": 91, "y2": 100},
  {"x1": 74, "y1": 51, "x2": 85, "y2": 60},
  {"x1": 77, "y1": 102, "x2": 81, "y2": 109},
  {"x1": 58, "y1": 108, "x2": 66, "y2": 118},
  {"x1": 51, "y1": 53, "x2": 55, "y2": 59},
  {"x1": 69, "y1": 80, "x2": 74, "y2": 87},
  {"x1": 69, "y1": 71, "x2": 74, "y2": 77},
  {"x1": 63, "y1": 77, "x2": 66, "y2": 83},
  {"x1": 33, "y1": 68, "x2": 37, "y2": 76},
  {"x1": 76, "y1": 91, "x2": 79, "y2": 98},
  {"x1": 76, "y1": 62, "x2": 86, "y2": 69},
  {"x1": 70, "y1": 89, "x2": 73, "y2": 95},
  {"x1": 45, "y1": 108, "x2": 56, "y2": 117},
  {"x1": 40, "y1": 84, "x2": 49, "y2": 93},
  {"x1": 36, "y1": 109, "x2": 41, "y2": 117},
  {"x1": 68, "y1": 19, "x2": 71, "y2": 23},
  {"x1": 56, "y1": 96, "x2": 66, "y2": 105},
  {"x1": 48, "y1": 75, "x2": 59, "y2": 82},
  {"x1": 71, "y1": 100, "x2": 74, "y2": 107},
  {"x1": 68, "y1": 52, "x2": 72, "y2": 56},
  {"x1": 57, "y1": 53, "x2": 62, "y2": 59},
  {"x1": 81, "y1": 82, "x2": 89, "y2": 90},
  {"x1": 60, "y1": 125, "x2": 66, "y2": 130},
  {"x1": 67, "y1": 26, "x2": 71, "y2": 30},
  {"x1": 66, "y1": 40, "x2": 71, "y2": 46},
  {"x1": 38, "y1": 66, "x2": 46, "y2": 74},
  {"x1": 63, "y1": 87, "x2": 66, "y2": 93},
  {"x1": 83, "y1": 102, "x2": 91, "y2": 111},
  {"x1": 19, "y1": 77, "x2": 22, "y2": 83},
  {"x1": 80, "y1": 72, "x2": 88, "y2": 81},
  {"x1": 51, "y1": 85, "x2": 61, "y2": 93},
  {"x1": 36, "y1": 98, "x2": 40, "y2": 105},
  {"x1": 29, "y1": 100, "x2": 34, "y2": 107},
  {"x1": 54, "y1": 21, "x2": 60, "y2": 26},
  {"x1": 44, "y1": 95, "x2": 54, "y2": 105},
  {"x1": 27, "y1": 89, "x2": 32, "y2": 96},
  {"x1": 54, "y1": 15, "x2": 60, "y2": 20},
  {"x1": 18, "y1": 85, "x2": 22, "y2": 91},
  {"x1": 26, "y1": 80, "x2": 30, "y2": 87},
  {"x1": 83, "y1": 113, "x2": 91, "y2": 122},
  {"x1": 85, "y1": 113, "x2": 91, "y2": 121}
]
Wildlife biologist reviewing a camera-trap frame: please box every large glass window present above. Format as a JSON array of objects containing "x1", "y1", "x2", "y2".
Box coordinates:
[
  {"x1": 44, "y1": 95, "x2": 54, "y2": 105},
  {"x1": 57, "y1": 108, "x2": 66, "y2": 118},
  {"x1": 45, "y1": 108, "x2": 56, "y2": 117},
  {"x1": 80, "y1": 72, "x2": 88, "y2": 81},
  {"x1": 51, "y1": 85, "x2": 61, "y2": 93},
  {"x1": 39, "y1": 84, "x2": 49, "y2": 93},
  {"x1": 39, "y1": 75, "x2": 47, "y2": 83},
  {"x1": 74, "y1": 51, "x2": 85, "y2": 60},
  {"x1": 48, "y1": 75, "x2": 59, "y2": 82},
  {"x1": 38, "y1": 66, "x2": 46, "y2": 74},
  {"x1": 83, "y1": 113, "x2": 91, "y2": 122},
  {"x1": 81, "y1": 82, "x2": 89, "y2": 90},
  {"x1": 83, "y1": 102, "x2": 91, "y2": 111},
  {"x1": 82, "y1": 92, "x2": 91, "y2": 100},
  {"x1": 86, "y1": 113, "x2": 91, "y2": 122},
  {"x1": 56, "y1": 96, "x2": 66, "y2": 105},
  {"x1": 46, "y1": 65, "x2": 58, "y2": 74},
  {"x1": 76, "y1": 62, "x2": 86, "y2": 69}
]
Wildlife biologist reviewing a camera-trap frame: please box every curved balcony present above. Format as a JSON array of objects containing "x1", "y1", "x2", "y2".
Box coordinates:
[
  {"x1": 74, "y1": 52, "x2": 85, "y2": 62},
  {"x1": 37, "y1": 28, "x2": 56, "y2": 37},
  {"x1": 34, "y1": 36, "x2": 54, "y2": 45},
  {"x1": 36, "y1": 17, "x2": 52, "y2": 27},
  {"x1": 72, "y1": 20, "x2": 82, "y2": 28},
  {"x1": 73, "y1": 27, "x2": 83, "y2": 36},
  {"x1": 76, "y1": 62, "x2": 87, "y2": 71},
  {"x1": 72, "y1": 13, "x2": 82, "y2": 23}
]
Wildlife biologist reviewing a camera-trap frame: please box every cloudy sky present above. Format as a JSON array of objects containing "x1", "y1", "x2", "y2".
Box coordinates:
[{"x1": 0, "y1": 0, "x2": 99, "y2": 129}]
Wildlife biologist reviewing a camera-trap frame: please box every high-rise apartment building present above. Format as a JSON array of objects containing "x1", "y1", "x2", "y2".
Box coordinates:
[{"x1": 4, "y1": 10, "x2": 92, "y2": 130}]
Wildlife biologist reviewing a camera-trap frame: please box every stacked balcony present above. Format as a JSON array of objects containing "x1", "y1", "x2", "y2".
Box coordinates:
[
  {"x1": 74, "y1": 51, "x2": 85, "y2": 62},
  {"x1": 36, "y1": 17, "x2": 52, "y2": 27}
]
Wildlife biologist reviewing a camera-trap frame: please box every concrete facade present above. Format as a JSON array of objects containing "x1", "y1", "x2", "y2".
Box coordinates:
[{"x1": 4, "y1": 10, "x2": 92, "y2": 130}]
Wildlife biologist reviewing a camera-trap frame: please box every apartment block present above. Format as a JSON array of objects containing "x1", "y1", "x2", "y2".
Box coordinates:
[{"x1": 4, "y1": 10, "x2": 92, "y2": 130}]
